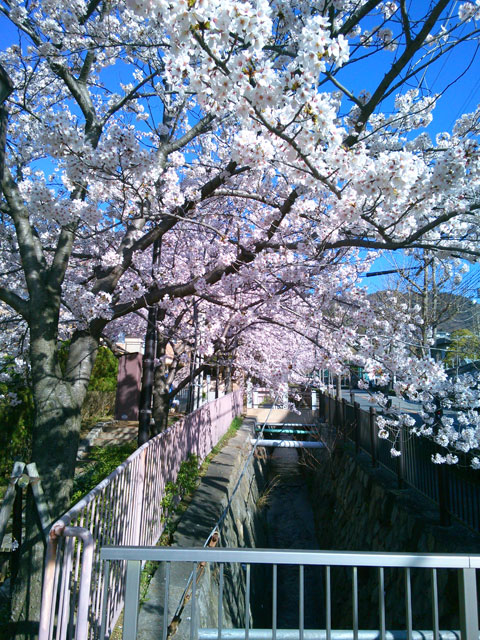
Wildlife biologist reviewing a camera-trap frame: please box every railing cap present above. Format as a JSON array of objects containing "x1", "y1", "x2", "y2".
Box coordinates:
[{"x1": 99, "y1": 546, "x2": 480, "y2": 569}]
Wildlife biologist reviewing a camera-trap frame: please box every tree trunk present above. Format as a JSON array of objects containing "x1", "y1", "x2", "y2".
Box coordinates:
[
  {"x1": 152, "y1": 390, "x2": 170, "y2": 434},
  {"x1": 10, "y1": 326, "x2": 98, "y2": 639},
  {"x1": 151, "y1": 335, "x2": 170, "y2": 435},
  {"x1": 152, "y1": 368, "x2": 170, "y2": 434},
  {"x1": 9, "y1": 492, "x2": 47, "y2": 640},
  {"x1": 225, "y1": 363, "x2": 232, "y2": 393}
]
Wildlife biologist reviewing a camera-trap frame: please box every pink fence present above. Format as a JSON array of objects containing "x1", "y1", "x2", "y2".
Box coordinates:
[{"x1": 39, "y1": 390, "x2": 243, "y2": 640}]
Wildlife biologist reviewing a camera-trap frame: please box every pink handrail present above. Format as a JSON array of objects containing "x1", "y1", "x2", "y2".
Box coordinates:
[{"x1": 39, "y1": 390, "x2": 243, "y2": 640}]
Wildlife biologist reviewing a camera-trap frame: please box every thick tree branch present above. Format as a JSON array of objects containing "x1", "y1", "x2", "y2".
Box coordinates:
[
  {"x1": 47, "y1": 226, "x2": 77, "y2": 292},
  {"x1": 165, "y1": 113, "x2": 216, "y2": 154},
  {"x1": 2, "y1": 169, "x2": 47, "y2": 299},
  {"x1": 0, "y1": 287, "x2": 30, "y2": 319},
  {"x1": 337, "y1": 0, "x2": 384, "y2": 37},
  {"x1": 93, "y1": 161, "x2": 247, "y2": 295}
]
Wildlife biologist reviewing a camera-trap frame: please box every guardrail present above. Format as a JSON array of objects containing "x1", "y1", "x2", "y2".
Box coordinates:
[
  {"x1": 319, "y1": 392, "x2": 480, "y2": 533},
  {"x1": 99, "y1": 546, "x2": 480, "y2": 640},
  {"x1": 39, "y1": 390, "x2": 243, "y2": 640}
]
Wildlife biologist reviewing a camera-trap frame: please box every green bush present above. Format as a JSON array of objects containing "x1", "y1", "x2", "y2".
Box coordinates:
[
  {"x1": 58, "y1": 342, "x2": 118, "y2": 392},
  {"x1": 81, "y1": 390, "x2": 117, "y2": 425},
  {"x1": 0, "y1": 360, "x2": 34, "y2": 483},
  {"x1": 161, "y1": 454, "x2": 200, "y2": 532},
  {"x1": 88, "y1": 346, "x2": 119, "y2": 392},
  {"x1": 71, "y1": 441, "x2": 137, "y2": 505}
]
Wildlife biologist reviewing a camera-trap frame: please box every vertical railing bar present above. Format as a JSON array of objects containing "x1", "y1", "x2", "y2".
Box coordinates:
[
  {"x1": 299, "y1": 565, "x2": 304, "y2": 640},
  {"x1": 122, "y1": 560, "x2": 141, "y2": 640},
  {"x1": 52, "y1": 538, "x2": 63, "y2": 640},
  {"x1": 57, "y1": 536, "x2": 74, "y2": 640},
  {"x1": 68, "y1": 526, "x2": 81, "y2": 640},
  {"x1": 352, "y1": 566, "x2": 358, "y2": 640},
  {"x1": 49, "y1": 538, "x2": 63, "y2": 639},
  {"x1": 100, "y1": 560, "x2": 111, "y2": 640},
  {"x1": 71, "y1": 507, "x2": 85, "y2": 629},
  {"x1": 93, "y1": 493, "x2": 107, "y2": 632},
  {"x1": 378, "y1": 567, "x2": 385, "y2": 640},
  {"x1": 118, "y1": 466, "x2": 128, "y2": 545},
  {"x1": 190, "y1": 563, "x2": 198, "y2": 640},
  {"x1": 124, "y1": 461, "x2": 134, "y2": 546},
  {"x1": 272, "y1": 564, "x2": 277, "y2": 640},
  {"x1": 245, "y1": 564, "x2": 251, "y2": 640},
  {"x1": 431, "y1": 568, "x2": 439, "y2": 640},
  {"x1": 162, "y1": 562, "x2": 171, "y2": 640},
  {"x1": 405, "y1": 567, "x2": 412, "y2": 640},
  {"x1": 458, "y1": 567, "x2": 479, "y2": 640},
  {"x1": 91, "y1": 494, "x2": 103, "y2": 630},
  {"x1": 217, "y1": 563, "x2": 224, "y2": 640},
  {"x1": 326, "y1": 566, "x2": 331, "y2": 640}
]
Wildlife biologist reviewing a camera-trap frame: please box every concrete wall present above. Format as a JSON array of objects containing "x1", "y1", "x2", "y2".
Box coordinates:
[{"x1": 308, "y1": 442, "x2": 480, "y2": 630}]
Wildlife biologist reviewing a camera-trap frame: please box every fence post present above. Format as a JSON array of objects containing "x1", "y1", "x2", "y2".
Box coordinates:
[
  {"x1": 369, "y1": 407, "x2": 377, "y2": 467},
  {"x1": 334, "y1": 396, "x2": 341, "y2": 429},
  {"x1": 134, "y1": 448, "x2": 146, "y2": 545},
  {"x1": 10, "y1": 483, "x2": 22, "y2": 583},
  {"x1": 354, "y1": 402, "x2": 360, "y2": 455},
  {"x1": 437, "y1": 455, "x2": 451, "y2": 526},
  {"x1": 341, "y1": 398, "x2": 347, "y2": 440},
  {"x1": 458, "y1": 568, "x2": 479, "y2": 640},
  {"x1": 397, "y1": 427, "x2": 405, "y2": 489}
]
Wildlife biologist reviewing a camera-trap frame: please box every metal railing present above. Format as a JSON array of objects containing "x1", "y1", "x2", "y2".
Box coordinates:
[
  {"x1": 319, "y1": 392, "x2": 480, "y2": 533},
  {"x1": 39, "y1": 390, "x2": 243, "y2": 640},
  {"x1": 99, "y1": 546, "x2": 480, "y2": 640}
]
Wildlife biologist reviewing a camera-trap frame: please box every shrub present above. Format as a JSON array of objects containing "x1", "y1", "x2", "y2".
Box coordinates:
[
  {"x1": 81, "y1": 390, "x2": 117, "y2": 425},
  {"x1": 0, "y1": 361, "x2": 34, "y2": 483},
  {"x1": 71, "y1": 441, "x2": 137, "y2": 505}
]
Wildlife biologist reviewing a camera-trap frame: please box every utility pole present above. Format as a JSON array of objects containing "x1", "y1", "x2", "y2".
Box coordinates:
[
  {"x1": 187, "y1": 299, "x2": 199, "y2": 413},
  {"x1": 138, "y1": 239, "x2": 162, "y2": 445},
  {"x1": 137, "y1": 97, "x2": 173, "y2": 445}
]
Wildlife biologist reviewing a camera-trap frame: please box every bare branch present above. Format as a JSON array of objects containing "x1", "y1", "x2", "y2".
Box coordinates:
[{"x1": 0, "y1": 286, "x2": 29, "y2": 319}]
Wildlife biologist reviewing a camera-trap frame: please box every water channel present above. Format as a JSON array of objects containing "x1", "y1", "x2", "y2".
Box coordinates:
[{"x1": 258, "y1": 442, "x2": 324, "y2": 629}]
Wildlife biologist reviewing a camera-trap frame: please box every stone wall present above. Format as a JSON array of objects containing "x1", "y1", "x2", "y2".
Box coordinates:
[{"x1": 308, "y1": 441, "x2": 480, "y2": 630}]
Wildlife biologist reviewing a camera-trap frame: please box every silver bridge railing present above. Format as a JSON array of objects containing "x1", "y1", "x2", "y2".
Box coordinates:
[{"x1": 99, "y1": 547, "x2": 480, "y2": 640}]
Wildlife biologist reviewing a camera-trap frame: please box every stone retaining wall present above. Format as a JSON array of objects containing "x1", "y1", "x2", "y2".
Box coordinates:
[{"x1": 308, "y1": 441, "x2": 480, "y2": 630}]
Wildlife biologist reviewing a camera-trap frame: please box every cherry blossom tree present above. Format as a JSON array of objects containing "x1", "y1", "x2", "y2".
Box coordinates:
[
  {"x1": 1, "y1": 0, "x2": 480, "y2": 504},
  {"x1": 2, "y1": 0, "x2": 480, "y2": 629}
]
